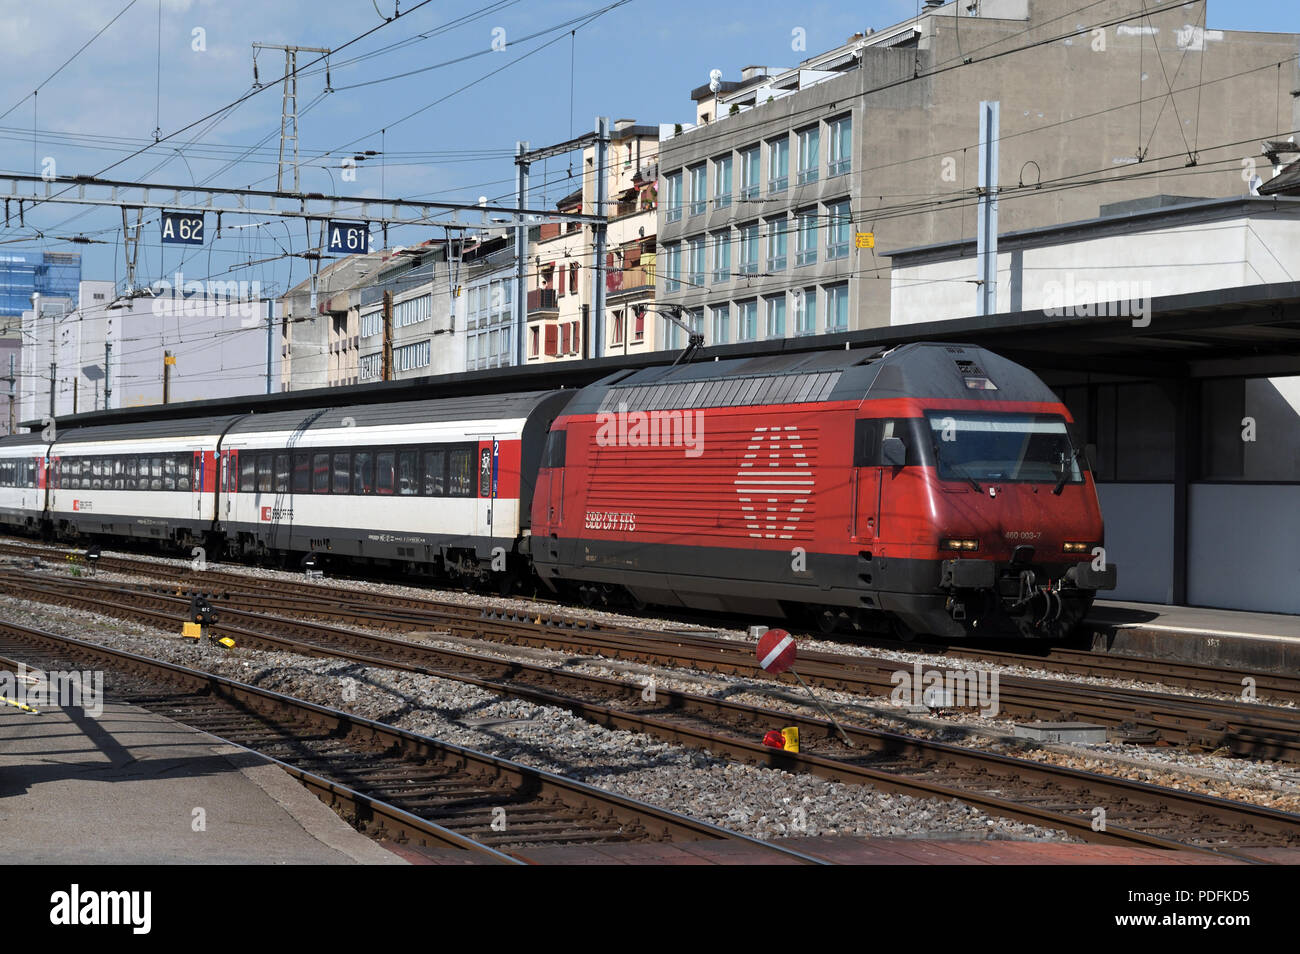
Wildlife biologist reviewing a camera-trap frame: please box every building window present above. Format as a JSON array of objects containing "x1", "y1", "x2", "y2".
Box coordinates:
[
  {"x1": 795, "y1": 288, "x2": 816, "y2": 336},
  {"x1": 711, "y1": 230, "x2": 731, "y2": 284},
  {"x1": 765, "y1": 218, "x2": 788, "y2": 272},
  {"x1": 359, "y1": 352, "x2": 382, "y2": 380},
  {"x1": 826, "y1": 282, "x2": 849, "y2": 332},
  {"x1": 827, "y1": 199, "x2": 851, "y2": 260},
  {"x1": 737, "y1": 223, "x2": 759, "y2": 274},
  {"x1": 740, "y1": 146, "x2": 760, "y2": 200},
  {"x1": 686, "y1": 236, "x2": 706, "y2": 288},
  {"x1": 361, "y1": 310, "x2": 382, "y2": 338},
  {"x1": 796, "y1": 209, "x2": 818, "y2": 266},
  {"x1": 710, "y1": 303, "x2": 730, "y2": 344},
  {"x1": 713, "y1": 155, "x2": 732, "y2": 209},
  {"x1": 569, "y1": 261, "x2": 579, "y2": 295},
  {"x1": 663, "y1": 243, "x2": 682, "y2": 292},
  {"x1": 466, "y1": 276, "x2": 514, "y2": 371},
  {"x1": 611, "y1": 309, "x2": 625, "y2": 346},
  {"x1": 828, "y1": 115, "x2": 851, "y2": 177},
  {"x1": 738, "y1": 299, "x2": 758, "y2": 341},
  {"x1": 634, "y1": 309, "x2": 645, "y2": 342},
  {"x1": 764, "y1": 296, "x2": 786, "y2": 339},
  {"x1": 394, "y1": 295, "x2": 431, "y2": 328},
  {"x1": 393, "y1": 339, "x2": 431, "y2": 373},
  {"x1": 665, "y1": 170, "x2": 683, "y2": 222},
  {"x1": 530, "y1": 325, "x2": 540, "y2": 358},
  {"x1": 682, "y1": 307, "x2": 701, "y2": 344},
  {"x1": 688, "y1": 163, "x2": 707, "y2": 216},
  {"x1": 797, "y1": 126, "x2": 820, "y2": 185},
  {"x1": 767, "y1": 137, "x2": 789, "y2": 194}
]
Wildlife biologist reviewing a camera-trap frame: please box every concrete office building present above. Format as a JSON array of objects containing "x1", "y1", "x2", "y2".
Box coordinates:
[
  {"x1": 21, "y1": 280, "x2": 279, "y2": 421},
  {"x1": 656, "y1": 0, "x2": 1300, "y2": 336}
]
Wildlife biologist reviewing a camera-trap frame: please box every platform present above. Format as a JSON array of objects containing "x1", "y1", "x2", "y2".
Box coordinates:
[
  {"x1": 1087, "y1": 600, "x2": 1300, "y2": 673},
  {"x1": 0, "y1": 697, "x2": 404, "y2": 865}
]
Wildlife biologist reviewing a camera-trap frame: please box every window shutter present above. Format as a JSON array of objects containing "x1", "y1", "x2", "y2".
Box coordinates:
[{"x1": 544, "y1": 324, "x2": 558, "y2": 356}]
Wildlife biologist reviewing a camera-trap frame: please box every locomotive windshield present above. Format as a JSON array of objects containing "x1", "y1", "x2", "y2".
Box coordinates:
[{"x1": 925, "y1": 411, "x2": 1084, "y2": 485}]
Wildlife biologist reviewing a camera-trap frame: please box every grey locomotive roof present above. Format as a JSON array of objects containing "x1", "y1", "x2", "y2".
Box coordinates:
[
  {"x1": 0, "y1": 432, "x2": 50, "y2": 450},
  {"x1": 224, "y1": 390, "x2": 571, "y2": 436},
  {"x1": 843, "y1": 342, "x2": 1059, "y2": 405},
  {"x1": 573, "y1": 343, "x2": 1057, "y2": 416},
  {"x1": 579, "y1": 349, "x2": 881, "y2": 416},
  {"x1": 52, "y1": 414, "x2": 248, "y2": 447}
]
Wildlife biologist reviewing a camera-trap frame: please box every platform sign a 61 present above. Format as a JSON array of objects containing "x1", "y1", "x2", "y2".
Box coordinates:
[{"x1": 328, "y1": 221, "x2": 371, "y2": 254}]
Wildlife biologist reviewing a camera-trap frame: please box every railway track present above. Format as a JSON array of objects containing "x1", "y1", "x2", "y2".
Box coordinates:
[
  {"x1": 4, "y1": 540, "x2": 1300, "y2": 759},
  {"x1": 0, "y1": 619, "x2": 827, "y2": 865},
  {"x1": 6, "y1": 538, "x2": 1297, "y2": 701},
  {"x1": 3, "y1": 569, "x2": 1299, "y2": 862}
]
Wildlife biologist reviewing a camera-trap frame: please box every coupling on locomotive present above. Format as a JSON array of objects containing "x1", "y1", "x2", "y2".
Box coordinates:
[{"x1": 0, "y1": 342, "x2": 1115, "y2": 640}]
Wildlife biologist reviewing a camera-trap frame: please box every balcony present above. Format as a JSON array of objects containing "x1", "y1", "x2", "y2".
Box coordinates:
[
  {"x1": 527, "y1": 288, "x2": 558, "y2": 314},
  {"x1": 607, "y1": 264, "x2": 656, "y2": 299}
]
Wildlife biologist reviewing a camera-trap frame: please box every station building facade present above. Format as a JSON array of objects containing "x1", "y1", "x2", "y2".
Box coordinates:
[{"x1": 887, "y1": 196, "x2": 1300, "y2": 614}]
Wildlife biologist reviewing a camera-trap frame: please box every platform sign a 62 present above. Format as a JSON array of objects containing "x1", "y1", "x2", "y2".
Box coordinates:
[{"x1": 160, "y1": 211, "x2": 204, "y2": 245}]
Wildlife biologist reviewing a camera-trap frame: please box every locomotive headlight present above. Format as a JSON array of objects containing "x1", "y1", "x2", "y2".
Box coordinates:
[
  {"x1": 1063, "y1": 541, "x2": 1094, "y2": 553},
  {"x1": 941, "y1": 538, "x2": 979, "y2": 551}
]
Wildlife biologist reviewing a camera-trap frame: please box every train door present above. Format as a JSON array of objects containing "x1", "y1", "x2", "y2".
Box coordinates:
[
  {"x1": 851, "y1": 419, "x2": 881, "y2": 545},
  {"x1": 477, "y1": 438, "x2": 499, "y2": 539},
  {"x1": 192, "y1": 451, "x2": 204, "y2": 518},
  {"x1": 223, "y1": 449, "x2": 239, "y2": 521},
  {"x1": 533, "y1": 429, "x2": 565, "y2": 557}
]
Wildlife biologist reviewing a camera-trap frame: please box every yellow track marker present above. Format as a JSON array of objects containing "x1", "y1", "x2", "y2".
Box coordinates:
[{"x1": 0, "y1": 695, "x2": 40, "y2": 714}]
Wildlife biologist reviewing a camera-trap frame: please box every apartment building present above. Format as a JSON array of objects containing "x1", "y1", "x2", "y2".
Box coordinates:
[
  {"x1": 656, "y1": 0, "x2": 1300, "y2": 336},
  {"x1": 526, "y1": 119, "x2": 662, "y2": 362}
]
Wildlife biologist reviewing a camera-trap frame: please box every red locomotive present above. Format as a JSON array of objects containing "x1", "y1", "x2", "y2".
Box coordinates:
[{"x1": 531, "y1": 342, "x2": 1115, "y2": 638}]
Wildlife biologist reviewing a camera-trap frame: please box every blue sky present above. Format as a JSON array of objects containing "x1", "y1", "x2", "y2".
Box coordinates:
[{"x1": 3, "y1": 0, "x2": 1300, "y2": 294}]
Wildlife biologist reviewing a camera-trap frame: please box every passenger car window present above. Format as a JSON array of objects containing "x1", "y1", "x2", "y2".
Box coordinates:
[
  {"x1": 353, "y1": 451, "x2": 374, "y2": 495},
  {"x1": 376, "y1": 452, "x2": 395, "y2": 495},
  {"x1": 333, "y1": 453, "x2": 350, "y2": 494},
  {"x1": 397, "y1": 451, "x2": 417, "y2": 495},
  {"x1": 312, "y1": 454, "x2": 330, "y2": 493}
]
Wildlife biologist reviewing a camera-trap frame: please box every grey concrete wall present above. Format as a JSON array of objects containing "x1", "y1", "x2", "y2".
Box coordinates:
[
  {"x1": 1096, "y1": 483, "x2": 1175, "y2": 603},
  {"x1": 1189, "y1": 484, "x2": 1300, "y2": 614}
]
